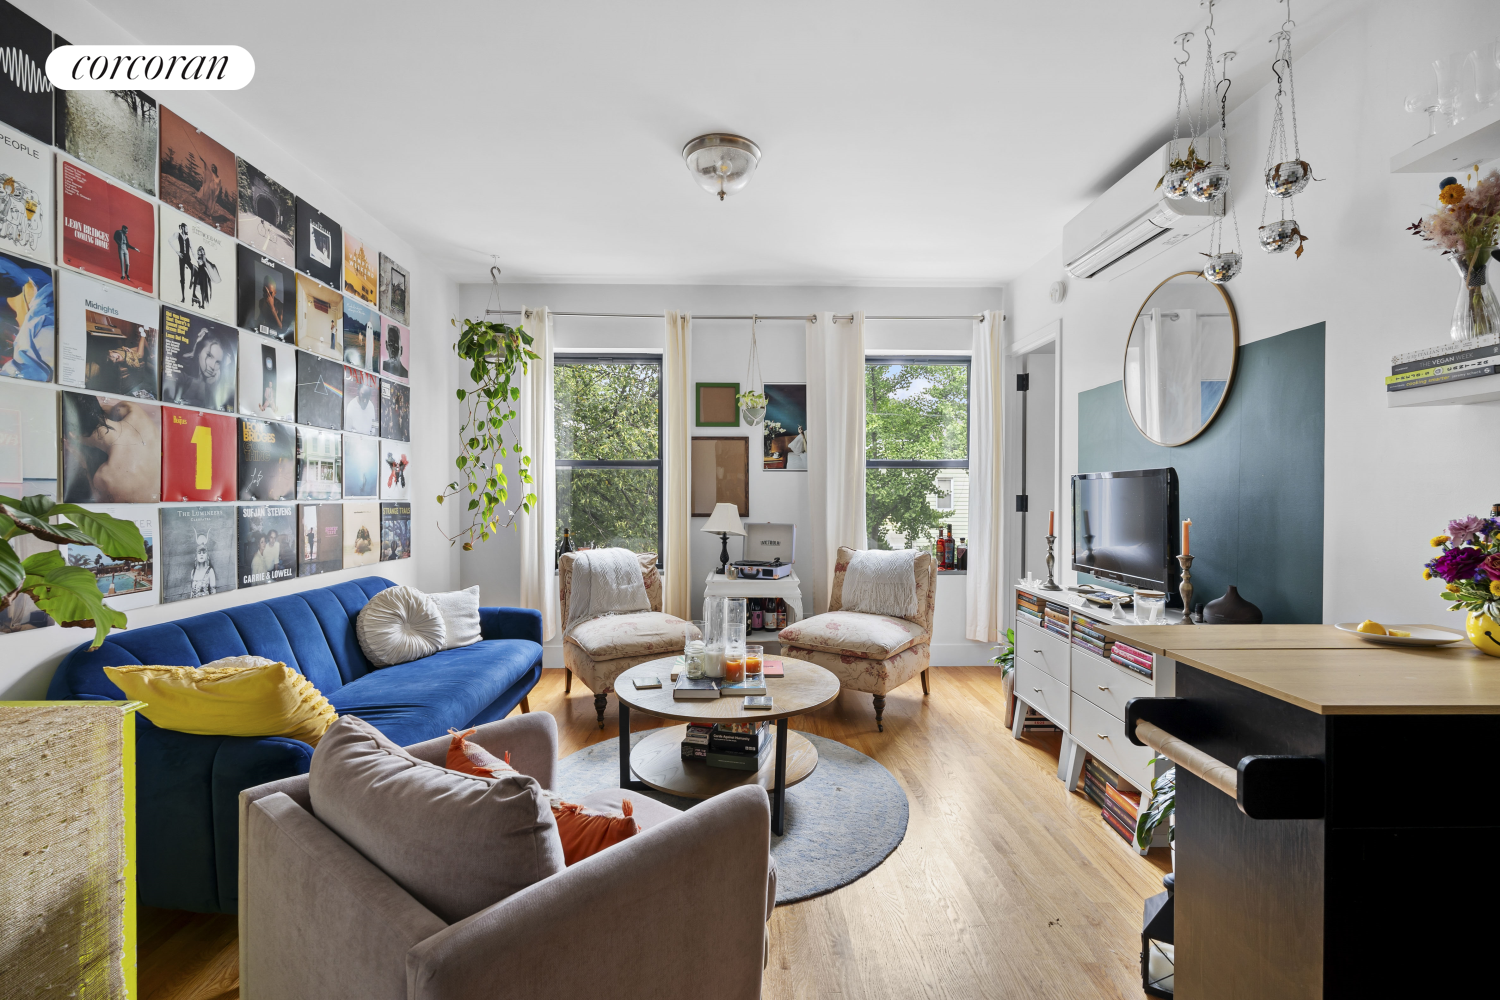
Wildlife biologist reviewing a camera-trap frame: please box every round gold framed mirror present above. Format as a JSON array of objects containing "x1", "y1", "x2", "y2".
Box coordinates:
[{"x1": 1123, "y1": 271, "x2": 1239, "y2": 447}]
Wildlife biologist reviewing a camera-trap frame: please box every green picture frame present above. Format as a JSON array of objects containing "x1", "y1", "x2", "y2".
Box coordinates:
[{"x1": 695, "y1": 382, "x2": 740, "y2": 427}]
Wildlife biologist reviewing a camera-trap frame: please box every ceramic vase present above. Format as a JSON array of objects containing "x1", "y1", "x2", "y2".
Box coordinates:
[
  {"x1": 1203, "y1": 585, "x2": 1263, "y2": 625},
  {"x1": 1465, "y1": 610, "x2": 1500, "y2": 656}
]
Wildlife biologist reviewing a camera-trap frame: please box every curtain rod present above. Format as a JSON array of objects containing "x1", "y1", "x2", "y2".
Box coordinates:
[{"x1": 483, "y1": 309, "x2": 992, "y2": 322}]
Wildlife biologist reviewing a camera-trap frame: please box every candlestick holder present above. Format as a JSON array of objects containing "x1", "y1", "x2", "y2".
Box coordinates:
[
  {"x1": 1176, "y1": 554, "x2": 1195, "y2": 624},
  {"x1": 1040, "y1": 535, "x2": 1063, "y2": 591}
]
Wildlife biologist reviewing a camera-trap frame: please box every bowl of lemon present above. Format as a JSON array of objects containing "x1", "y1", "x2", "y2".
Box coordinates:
[{"x1": 1334, "y1": 620, "x2": 1465, "y2": 647}]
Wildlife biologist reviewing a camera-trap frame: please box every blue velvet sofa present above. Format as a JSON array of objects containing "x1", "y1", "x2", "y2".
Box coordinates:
[{"x1": 46, "y1": 576, "x2": 543, "y2": 914}]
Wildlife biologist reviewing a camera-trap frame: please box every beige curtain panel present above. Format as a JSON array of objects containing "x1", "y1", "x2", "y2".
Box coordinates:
[
  {"x1": 805, "y1": 311, "x2": 867, "y2": 614},
  {"x1": 517, "y1": 306, "x2": 559, "y2": 640},
  {"x1": 662, "y1": 311, "x2": 693, "y2": 619},
  {"x1": 965, "y1": 309, "x2": 1005, "y2": 642}
]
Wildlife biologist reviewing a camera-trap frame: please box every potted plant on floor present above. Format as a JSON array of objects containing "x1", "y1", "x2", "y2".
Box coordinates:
[
  {"x1": 0, "y1": 495, "x2": 147, "y2": 648},
  {"x1": 1136, "y1": 755, "x2": 1177, "y2": 865},
  {"x1": 994, "y1": 627, "x2": 1016, "y2": 725}
]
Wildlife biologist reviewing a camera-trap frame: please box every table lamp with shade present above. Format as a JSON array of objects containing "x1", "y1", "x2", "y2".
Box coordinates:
[{"x1": 702, "y1": 502, "x2": 747, "y2": 574}]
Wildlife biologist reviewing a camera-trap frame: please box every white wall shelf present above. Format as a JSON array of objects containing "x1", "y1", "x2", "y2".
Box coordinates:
[
  {"x1": 1386, "y1": 374, "x2": 1500, "y2": 407},
  {"x1": 1390, "y1": 105, "x2": 1500, "y2": 174}
]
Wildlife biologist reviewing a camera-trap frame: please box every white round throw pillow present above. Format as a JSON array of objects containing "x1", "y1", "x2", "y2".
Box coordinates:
[{"x1": 357, "y1": 586, "x2": 447, "y2": 667}]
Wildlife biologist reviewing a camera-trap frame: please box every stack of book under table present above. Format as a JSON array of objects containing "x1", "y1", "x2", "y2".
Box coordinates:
[
  {"x1": 681, "y1": 721, "x2": 771, "y2": 771},
  {"x1": 1081, "y1": 754, "x2": 1142, "y2": 846}
]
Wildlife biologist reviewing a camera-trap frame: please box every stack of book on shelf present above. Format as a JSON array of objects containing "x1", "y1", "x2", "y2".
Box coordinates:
[
  {"x1": 1020, "y1": 708, "x2": 1062, "y2": 733},
  {"x1": 1071, "y1": 612, "x2": 1114, "y2": 659},
  {"x1": 1042, "y1": 602, "x2": 1070, "y2": 639},
  {"x1": 1110, "y1": 640, "x2": 1154, "y2": 680},
  {"x1": 701, "y1": 721, "x2": 772, "y2": 771},
  {"x1": 1082, "y1": 754, "x2": 1142, "y2": 846},
  {"x1": 1386, "y1": 334, "x2": 1500, "y2": 393},
  {"x1": 1016, "y1": 591, "x2": 1043, "y2": 626}
]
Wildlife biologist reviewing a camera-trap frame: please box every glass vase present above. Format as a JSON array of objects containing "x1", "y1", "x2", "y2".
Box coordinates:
[{"x1": 1450, "y1": 253, "x2": 1500, "y2": 341}]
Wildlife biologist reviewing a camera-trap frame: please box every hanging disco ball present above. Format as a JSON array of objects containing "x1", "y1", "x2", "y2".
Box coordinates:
[
  {"x1": 1265, "y1": 159, "x2": 1311, "y2": 198},
  {"x1": 1258, "y1": 218, "x2": 1301, "y2": 253},
  {"x1": 1186, "y1": 165, "x2": 1230, "y2": 202},
  {"x1": 1203, "y1": 252, "x2": 1243, "y2": 283},
  {"x1": 1162, "y1": 165, "x2": 1194, "y2": 199}
]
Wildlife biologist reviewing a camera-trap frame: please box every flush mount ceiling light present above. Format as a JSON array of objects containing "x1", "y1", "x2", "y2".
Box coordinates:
[{"x1": 682, "y1": 133, "x2": 760, "y2": 200}]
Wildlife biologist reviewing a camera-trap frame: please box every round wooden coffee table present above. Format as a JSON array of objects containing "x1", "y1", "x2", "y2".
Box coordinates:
[{"x1": 614, "y1": 656, "x2": 840, "y2": 835}]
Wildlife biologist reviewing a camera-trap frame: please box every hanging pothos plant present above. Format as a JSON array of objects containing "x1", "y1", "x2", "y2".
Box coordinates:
[
  {"x1": 438, "y1": 317, "x2": 540, "y2": 550},
  {"x1": 0, "y1": 495, "x2": 147, "y2": 648}
]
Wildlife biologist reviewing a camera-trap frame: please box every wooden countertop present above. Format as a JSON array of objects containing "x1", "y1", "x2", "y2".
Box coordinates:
[{"x1": 1092, "y1": 623, "x2": 1500, "y2": 715}]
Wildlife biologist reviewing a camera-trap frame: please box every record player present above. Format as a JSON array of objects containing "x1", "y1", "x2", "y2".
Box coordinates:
[{"x1": 731, "y1": 523, "x2": 796, "y2": 579}]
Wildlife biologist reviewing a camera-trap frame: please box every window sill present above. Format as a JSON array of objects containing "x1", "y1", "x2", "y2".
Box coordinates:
[{"x1": 937, "y1": 569, "x2": 967, "y2": 576}]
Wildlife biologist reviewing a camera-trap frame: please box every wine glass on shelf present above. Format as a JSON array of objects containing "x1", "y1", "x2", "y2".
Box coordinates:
[
  {"x1": 1475, "y1": 40, "x2": 1500, "y2": 111},
  {"x1": 1405, "y1": 90, "x2": 1441, "y2": 142},
  {"x1": 1434, "y1": 52, "x2": 1466, "y2": 125}
]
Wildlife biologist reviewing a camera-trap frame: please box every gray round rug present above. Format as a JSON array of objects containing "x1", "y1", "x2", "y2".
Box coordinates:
[{"x1": 554, "y1": 730, "x2": 908, "y2": 905}]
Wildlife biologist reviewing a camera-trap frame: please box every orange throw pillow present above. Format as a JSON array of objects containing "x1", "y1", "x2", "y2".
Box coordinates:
[
  {"x1": 552, "y1": 799, "x2": 639, "y2": 866},
  {"x1": 445, "y1": 728, "x2": 516, "y2": 777}
]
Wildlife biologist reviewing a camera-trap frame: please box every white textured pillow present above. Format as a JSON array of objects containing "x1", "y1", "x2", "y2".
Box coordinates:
[
  {"x1": 356, "y1": 586, "x2": 446, "y2": 667},
  {"x1": 429, "y1": 585, "x2": 483, "y2": 650}
]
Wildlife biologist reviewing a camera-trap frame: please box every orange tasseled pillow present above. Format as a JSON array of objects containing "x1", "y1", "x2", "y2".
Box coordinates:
[
  {"x1": 552, "y1": 799, "x2": 638, "y2": 866},
  {"x1": 445, "y1": 728, "x2": 517, "y2": 777}
]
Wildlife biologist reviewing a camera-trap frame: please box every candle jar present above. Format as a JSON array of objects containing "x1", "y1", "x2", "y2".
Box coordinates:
[
  {"x1": 1135, "y1": 590, "x2": 1168, "y2": 624},
  {"x1": 744, "y1": 644, "x2": 764, "y2": 683},
  {"x1": 685, "y1": 620, "x2": 706, "y2": 680},
  {"x1": 724, "y1": 599, "x2": 747, "y2": 683},
  {"x1": 703, "y1": 597, "x2": 726, "y2": 679}
]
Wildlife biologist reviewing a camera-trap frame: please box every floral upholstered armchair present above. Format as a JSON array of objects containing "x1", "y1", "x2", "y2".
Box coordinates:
[
  {"x1": 779, "y1": 546, "x2": 936, "y2": 731},
  {"x1": 558, "y1": 551, "x2": 697, "y2": 727}
]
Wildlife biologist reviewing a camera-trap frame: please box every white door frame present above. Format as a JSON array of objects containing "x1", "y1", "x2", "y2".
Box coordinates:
[{"x1": 1003, "y1": 319, "x2": 1065, "y2": 629}]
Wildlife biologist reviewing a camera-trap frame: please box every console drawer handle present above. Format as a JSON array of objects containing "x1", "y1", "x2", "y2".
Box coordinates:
[
  {"x1": 1032, "y1": 687, "x2": 1042, "y2": 692},
  {"x1": 1096, "y1": 733, "x2": 1108, "y2": 739},
  {"x1": 1032, "y1": 649, "x2": 1044, "y2": 654},
  {"x1": 1097, "y1": 685, "x2": 1110, "y2": 691}
]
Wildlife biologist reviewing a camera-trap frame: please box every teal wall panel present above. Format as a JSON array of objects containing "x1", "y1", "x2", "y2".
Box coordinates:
[{"x1": 1076, "y1": 322, "x2": 1324, "y2": 624}]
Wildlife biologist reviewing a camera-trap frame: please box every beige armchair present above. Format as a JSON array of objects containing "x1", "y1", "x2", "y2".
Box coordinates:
[
  {"x1": 559, "y1": 550, "x2": 696, "y2": 727},
  {"x1": 779, "y1": 547, "x2": 936, "y2": 731},
  {"x1": 239, "y1": 712, "x2": 776, "y2": 1000}
]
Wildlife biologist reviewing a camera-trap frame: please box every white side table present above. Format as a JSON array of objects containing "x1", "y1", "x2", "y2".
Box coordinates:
[{"x1": 702, "y1": 569, "x2": 804, "y2": 648}]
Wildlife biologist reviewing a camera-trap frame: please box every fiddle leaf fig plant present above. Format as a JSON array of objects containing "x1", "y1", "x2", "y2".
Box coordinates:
[
  {"x1": 438, "y1": 317, "x2": 541, "y2": 550},
  {"x1": 0, "y1": 494, "x2": 148, "y2": 649},
  {"x1": 1135, "y1": 755, "x2": 1177, "y2": 848}
]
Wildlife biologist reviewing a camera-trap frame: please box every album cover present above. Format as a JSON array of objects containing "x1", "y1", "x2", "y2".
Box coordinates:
[
  {"x1": 0, "y1": 531, "x2": 51, "y2": 631},
  {"x1": 380, "y1": 438, "x2": 410, "y2": 500},
  {"x1": 0, "y1": 1, "x2": 53, "y2": 144},
  {"x1": 161, "y1": 406, "x2": 236, "y2": 502},
  {"x1": 296, "y1": 351, "x2": 344, "y2": 431},
  {"x1": 295, "y1": 272, "x2": 342, "y2": 360},
  {"x1": 236, "y1": 244, "x2": 294, "y2": 343},
  {"x1": 55, "y1": 88, "x2": 158, "y2": 196},
  {"x1": 299, "y1": 503, "x2": 343, "y2": 576},
  {"x1": 0, "y1": 123, "x2": 53, "y2": 263},
  {"x1": 379, "y1": 379, "x2": 409, "y2": 441},
  {"x1": 344, "y1": 367, "x2": 378, "y2": 436},
  {"x1": 380, "y1": 501, "x2": 411, "y2": 561},
  {"x1": 160, "y1": 504, "x2": 236, "y2": 603},
  {"x1": 63, "y1": 503, "x2": 155, "y2": 611},
  {"x1": 158, "y1": 105, "x2": 236, "y2": 234},
  {"x1": 343, "y1": 231, "x2": 377, "y2": 307},
  {"x1": 237, "y1": 417, "x2": 295, "y2": 501},
  {"x1": 378, "y1": 253, "x2": 409, "y2": 325},
  {"x1": 237, "y1": 502, "x2": 295, "y2": 588},
  {"x1": 341, "y1": 295, "x2": 378, "y2": 370},
  {"x1": 161, "y1": 306, "x2": 237, "y2": 412},
  {"x1": 0, "y1": 376, "x2": 57, "y2": 499},
  {"x1": 380, "y1": 316, "x2": 409, "y2": 384},
  {"x1": 342, "y1": 433, "x2": 378, "y2": 498},
  {"x1": 238, "y1": 329, "x2": 296, "y2": 421},
  {"x1": 59, "y1": 390, "x2": 161, "y2": 502},
  {"x1": 235, "y1": 157, "x2": 294, "y2": 266},
  {"x1": 344, "y1": 501, "x2": 378, "y2": 567},
  {"x1": 158, "y1": 204, "x2": 235, "y2": 325},
  {"x1": 294, "y1": 197, "x2": 341, "y2": 287},
  {"x1": 0, "y1": 248, "x2": 53, "y2": 381},
  {"x1": 56, "y1": 271, "x2": 156, "y2": 397},
  {"x1": 57, "y1": 158, "x2": 156, "y2": 295},
  {"x1": 296, "y1": 426, "x2": 341, "y2": 500}
]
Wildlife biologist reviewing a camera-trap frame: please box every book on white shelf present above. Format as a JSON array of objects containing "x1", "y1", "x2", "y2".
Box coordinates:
[
  {"x1": 1392, "y1": 333, "x2": 1500, "y2": 367},
  {"x1": 672, "y1": 677, "x2": 722, "y2": 700},
  {"x1": 1387, "y1": 364, "x2": 1495, "y2": 391},
  {"x1": 1391, "y1": 342, "x2": 1500, "y2": 375}
]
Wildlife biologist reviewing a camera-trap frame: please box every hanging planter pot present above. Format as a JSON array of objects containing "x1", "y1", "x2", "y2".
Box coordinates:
[
  {"x1": 1162, "y1": 165, "x2": 1195, "y2": 200},
  {"x1": 1202, "y1": 251, "x2": 1243, "y2": 284},
  {"x1": 1258, "y1": 218, "x2": 1307, "y2": 256},
  {"x1": 1186, "y1": 164, "x2": 1230, "y2": 202},
  {"x1": 740, "y1": 402, "x2": 767, "y2": 426},
  {"x1": 1265, "y1": 159, "x2": 1312, "y2": 198}
]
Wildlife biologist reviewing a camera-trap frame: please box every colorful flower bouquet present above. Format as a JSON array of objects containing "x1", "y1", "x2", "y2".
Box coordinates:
[
  {"x1": 1424, "y1": 514, "x2": 1500, "y2": 636},
  {"x1": 1408, "y1": 168, "x2": 1500, "y2": 340}
]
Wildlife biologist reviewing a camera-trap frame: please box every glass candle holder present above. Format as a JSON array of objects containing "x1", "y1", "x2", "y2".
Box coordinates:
[
  {"x1": 1135, "y1": 590, "x2": 1168, "y2": 625},
  {"x1": 744, "y1": 644, "x2": 764, "y2": 683},
  {"x1": 685, "y1": 621, "x2": 706, "y2": 680}
]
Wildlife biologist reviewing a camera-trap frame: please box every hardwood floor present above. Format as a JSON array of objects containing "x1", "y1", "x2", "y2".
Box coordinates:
[{"x1": 140, "y1": 666, "x2": 1169, "y2": 999}]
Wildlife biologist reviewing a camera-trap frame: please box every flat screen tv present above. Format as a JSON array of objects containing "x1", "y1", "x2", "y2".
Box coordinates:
[{"x1": 1072, "y1": 468, "x2": 1178, "y2": 594}]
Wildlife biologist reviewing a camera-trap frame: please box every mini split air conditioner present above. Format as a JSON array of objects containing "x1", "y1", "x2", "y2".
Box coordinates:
[{"x1": 1062, "y1": 136, "x2": 1225, "y2": 279}]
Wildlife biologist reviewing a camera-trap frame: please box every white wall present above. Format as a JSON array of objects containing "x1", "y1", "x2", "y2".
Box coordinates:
[
  {"x1": 1005, "y1": 0, "x2": 1500, "y2": 630},
  {"x1": 0, "y1": 0, "x2": 460, "y2": 698},
  {"x1": 455, "y1": 282, "x2": 1000, "y2": 666}
]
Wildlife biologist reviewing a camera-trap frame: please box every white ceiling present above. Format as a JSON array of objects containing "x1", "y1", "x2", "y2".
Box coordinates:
[{"x1": 91, "y1": 0, "x2": 1360, "y2": 286}]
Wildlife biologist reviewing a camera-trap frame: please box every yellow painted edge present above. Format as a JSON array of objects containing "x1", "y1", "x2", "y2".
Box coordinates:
[{"x1": 122, "y1": 705, "x2": 138, "y2": 999}]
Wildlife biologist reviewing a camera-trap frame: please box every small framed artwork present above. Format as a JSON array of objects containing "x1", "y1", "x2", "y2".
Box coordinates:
[
  {"x1": 695, "y1": 382, "x2": 739, "y2": 427},
  {"x1": 691, "y1": 436, "x2": 749, "y2": 517},
  {"x1": 762, "y1": 383, "x2": 807, "y2": 471}
]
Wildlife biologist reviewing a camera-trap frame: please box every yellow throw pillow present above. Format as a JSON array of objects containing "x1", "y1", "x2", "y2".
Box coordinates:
[{"x1": 104, "y1": 657, "x2": 337, "y2": 746}]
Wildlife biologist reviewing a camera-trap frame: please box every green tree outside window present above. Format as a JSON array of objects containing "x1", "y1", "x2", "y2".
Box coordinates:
[{"x1": 865, "y1": 361, "x2": 969, "y2": 551}]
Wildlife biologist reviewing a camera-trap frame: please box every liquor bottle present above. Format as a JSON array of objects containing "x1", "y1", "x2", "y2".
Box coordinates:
[
  {"x1": 935, "y1": 530, "x2": 946, "y2": 568},
  {"x1": 957, "y1": 537, "x2": 968, "y2": 571},
  {"x1": 774, "y1": 599, "x2": 785, "y2": 631},
  {"x1": 751, "y1": 599, "x2": 763, "y2": 632},
  {"x1": 555, "y1": 527, "x2": 575, "y2": 568},
  {"x1": 945, "y1": 526, "x2": 956, "y2": 570}
]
